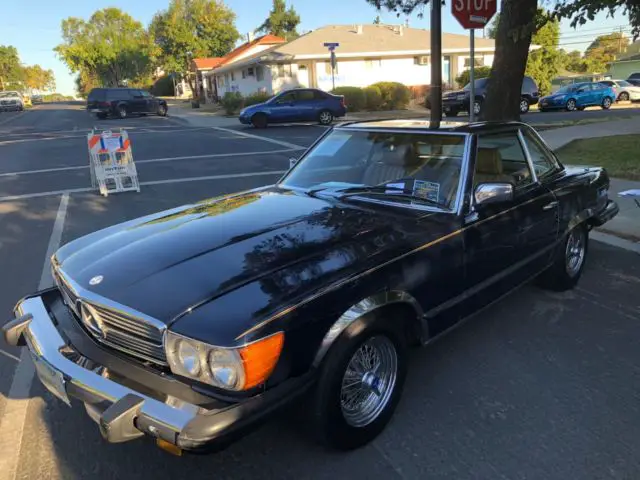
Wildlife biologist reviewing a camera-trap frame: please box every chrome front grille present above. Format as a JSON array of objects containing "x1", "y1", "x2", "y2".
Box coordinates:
[{"x1": 53, "y1": 269, "x2": 167, "y2": 366}]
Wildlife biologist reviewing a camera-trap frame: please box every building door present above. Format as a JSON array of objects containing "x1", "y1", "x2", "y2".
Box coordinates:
[{"x1": 297, "y1": 64, "x2": 310, "y2": 87}]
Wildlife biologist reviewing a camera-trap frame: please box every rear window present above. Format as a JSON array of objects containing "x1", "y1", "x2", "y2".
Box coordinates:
[
  {"x1": 107, "y1": 89, "x2": 130, "y2": 101},
  {"x1": 523, "y1": 76, "x2": 538, "y2": 91},
  {"x1": 88, "y1": 89, "x2": 106, "y2": 101}
]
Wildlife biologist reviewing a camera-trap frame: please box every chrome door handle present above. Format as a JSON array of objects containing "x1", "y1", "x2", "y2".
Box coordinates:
[{"x1": 542, "y1": 201, "x2": 558, "y2": 210}]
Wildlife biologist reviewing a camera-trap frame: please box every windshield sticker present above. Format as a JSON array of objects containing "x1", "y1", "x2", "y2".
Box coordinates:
[
  {"x1": 413, "y1": 180, "x2": 440, "y2": 202},
  {"x1": 385, "y1": 182, "x2": 405, "y2": 194},
  {"x1": 313, "y1": 132, "x2": 352, "y2": 156}
]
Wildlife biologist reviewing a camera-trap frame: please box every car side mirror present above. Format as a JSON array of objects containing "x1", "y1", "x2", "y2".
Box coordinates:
[
  {"x1": 577, "y1": 89, "x2": 585, "y2": 93},
  {"x1": 289, "y1": 157, "x2": 298, "y2": 169},
  {"x1": 474, "y1": 183, "x2": 514, "y2": 206}
]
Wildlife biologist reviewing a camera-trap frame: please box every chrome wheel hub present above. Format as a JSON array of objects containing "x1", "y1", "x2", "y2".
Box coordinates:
[
  {"x1": 340, "y1": 336, "x2": 397, "y2": 428},
  {"x1": 520, "y1": 100, "x2": 528, "y2": 112},
  {"x1": 473, "y1": 102, "x2": 481, "y2": 115},
  {"x1": 565, "y1": 228, "x2": 585, "y2": 277},
  {"x1": 320, "y1": 112, "x2": 331, "y2": 122}
]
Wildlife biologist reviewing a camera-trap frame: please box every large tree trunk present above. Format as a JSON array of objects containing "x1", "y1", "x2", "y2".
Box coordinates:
[{"x1": 483, "y1": 0, "x2": 537, "y2": 122}]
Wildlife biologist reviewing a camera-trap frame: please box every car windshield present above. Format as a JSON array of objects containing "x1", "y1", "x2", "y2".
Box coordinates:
[
  {"x1": 463, "y1": 78, "x2": 488, "y2": 91},
  {"x1": 555, "y1": 84, "x2": 581, "y2": 94},
  {"x1": 0, "y1": 92, "x2": 19, "y2": 98},
  {"x1": 280, "y1": 129, "x2": 467, "y2": 211}
]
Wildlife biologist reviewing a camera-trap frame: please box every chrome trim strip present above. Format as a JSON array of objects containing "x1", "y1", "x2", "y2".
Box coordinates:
[
  {"x1": 15, "y1": 296, "x2": 197, "y2": 443},
  {"x1": 312, "y1": 291, "x2": 424, "y2": 367}
]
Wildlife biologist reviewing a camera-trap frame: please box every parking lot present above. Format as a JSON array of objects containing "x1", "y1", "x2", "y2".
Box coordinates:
[{"x1": 2, "y1": 104, "x2": 640, "y2": 479}]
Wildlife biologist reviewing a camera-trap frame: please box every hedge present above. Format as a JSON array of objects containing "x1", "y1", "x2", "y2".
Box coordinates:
[
  {"x1": 331, "y1": 86, "x2": 365, "y2": 112},
  {"x1": 363, "y1": 86, "x2": 383, "y2": 111},
  {"x1": 455, "y1": 66, "x2": 492, "y2": 88},
  {"x1": 244, "y1": 91, "x2": 272, "y2": 107},
  {"x1": 221, "y1": 92, "x2": 244, "y2": 115},
  {"x1": 370, "y1": 81, "x2": 411, "y2": 110}
]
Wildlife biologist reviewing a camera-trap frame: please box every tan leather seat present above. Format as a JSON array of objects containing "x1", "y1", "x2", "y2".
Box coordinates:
[{"x1": 474, "y1": 148, "x2": 512, "y2": 185}]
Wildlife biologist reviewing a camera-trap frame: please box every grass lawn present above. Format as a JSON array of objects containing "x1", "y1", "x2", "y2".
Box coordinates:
[{"x1": 556, "y1": 134, "x2": 640, "y2": 180}]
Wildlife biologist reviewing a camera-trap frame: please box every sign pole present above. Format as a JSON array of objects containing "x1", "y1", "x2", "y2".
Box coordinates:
[
  {"x1": 429, "y1": 0, "x2": 442, "y2": 129},
  {"x1": 331, "y1": 50, "x2": 336, "y2": 91},
  {"x1": 469, "y1": 28, "x2": 475, "y2": 122}
]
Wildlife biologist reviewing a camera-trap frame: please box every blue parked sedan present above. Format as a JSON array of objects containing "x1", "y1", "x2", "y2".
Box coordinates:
[
  {"x1": 538, "y1": 82, "x2": 616, "y2": 112},
  {"x1": 239, "y1": 88, "x2": 347, "y2": 128}
]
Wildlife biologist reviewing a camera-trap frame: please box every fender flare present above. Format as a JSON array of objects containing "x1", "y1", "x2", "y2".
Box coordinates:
[{"x1": 312, "y1": 290, "x2": 424, "y2": 367}]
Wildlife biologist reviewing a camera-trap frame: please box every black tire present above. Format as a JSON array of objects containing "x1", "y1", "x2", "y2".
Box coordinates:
[
  {"x1": 519, "y1": 98, "x2": 530, "y2": 114},
  {"x1": 539, "y1": 107, "x2": 548, "y2": 113},
  {"x1": 251, "y1": 113, "x2": 268, "y2": 129},
  {"x1": 577, "y1": 106, "x2": 585, "y2": 111},
  {"x1": 318, "y1": 109, "x2": 334, "y2": 126},
  {"x1": 537, "y1": 223, "x2": 588, "y2": 291},
  {"x1": 117, "y1": 104, "x2": 127, "y2": 119},
  {"x1": 312, "y1": 312, "x2": 408, "y2": 450},
  {"x1": 157, "y1": 104, "x2": 168, "y2": 116},
  {"x1": 618, "y1": 91, "x2": 630, "y2": 102},
  {"x1": 602, "y1": 96, "x2": 612, "y2": 110},
  {"x1": 96, "y1": 112, "x2": 107, "y2": 120},
  {"x1": 565, "y1": 98, "x2": 577, "y2": 111},
  {"x1": 445, "y1": 109, "x2": 459, "y2": 117}
]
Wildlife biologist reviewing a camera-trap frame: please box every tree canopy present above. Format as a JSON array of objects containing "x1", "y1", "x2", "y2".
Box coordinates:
[
  {"x1": 22, "y1": 65, "x2": 56, "y2": 93},
  {"x1": 0, "y1": 45, "x2": 22, "y2": 90},
  {"x1": 256, "y1": 0, "x2": 301, "y2": 41},
  {"x1": 55, "y1": 8, "x2": 157, "y2": 89},
  {"x1": 584, "y1": 31, "x2": 630, "y2": 71},
  {"x1": 151, "y1": 0, "x2": 239, "y2": 85}
]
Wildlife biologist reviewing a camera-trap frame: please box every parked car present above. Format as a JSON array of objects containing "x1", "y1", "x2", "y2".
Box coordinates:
[
  {"x1": 442, "y1": 75, "x2": 540, "y2": 117},
  {"x1": 86, "y1": 88, "x2": 168, "y2": 119},
  {"x1": 0, "y1": 91, "x2": 25, "y2": 111},
  {"x1": 538, "y1": 82, "x2": 616, "y2": 112},
  {"x1": 598, "y1": 79, "x2": 640, "y2": 101},
  {"x1": 627, "y1": 78, "x2": 640, "y2": 87},
  {"x1": 627, "y1": 72, "x2": 640, "y2": 82},
  {"x1": 239, "y1": 88, "x2": 346, "y2": 128},
  {"x1": 3, "y1": 119, "x2": 618, "y2": 455},
  {"x1": 31, "y1": 94, "x2": 44, "y2": 104}
]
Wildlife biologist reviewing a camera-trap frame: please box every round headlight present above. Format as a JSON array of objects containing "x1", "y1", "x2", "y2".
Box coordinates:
[
  {"x1": 178, "y1": 341, "x2": 201, "y2": 376},
  {"x1": 209, "y1": 349, "x2": 243, "y2": 389}
]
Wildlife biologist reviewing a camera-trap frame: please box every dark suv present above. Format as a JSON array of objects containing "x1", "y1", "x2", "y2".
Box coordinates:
[
  {"x1": 87, "y1": 88, "x2": 168, "y2": 119},
  {"x1": 442, "y1": 75, "x2": 540, "y2": 117}
]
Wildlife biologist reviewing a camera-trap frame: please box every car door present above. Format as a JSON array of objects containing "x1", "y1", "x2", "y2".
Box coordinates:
[
  {"x1": 294, "y1": 89, "x2": 319, "y2": 121},
  {"x1": 268, "y1": 91, "x2": 297, "y2": 123},
  {"x1": 128, "y1": 90, "x2": 146, "y2": 113},
  {"x1": 462, "y1": 129, "x2": 559, "y2": 311},
  {"x1": 140, "y1": 90, "x2": 157, "y2": 113}
]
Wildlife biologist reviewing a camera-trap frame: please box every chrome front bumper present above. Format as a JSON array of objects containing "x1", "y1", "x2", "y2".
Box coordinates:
[
  {"x1": 4, "y1": 296, "x2": 199, "y2": 446},
  {"x1": 3, "y1": 294, "x2": 314, "y2": 452}
]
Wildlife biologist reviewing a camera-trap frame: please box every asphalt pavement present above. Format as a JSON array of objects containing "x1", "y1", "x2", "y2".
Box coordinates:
[{"x1": 2, "y1": 104, "x2": 640, "y2": 479}]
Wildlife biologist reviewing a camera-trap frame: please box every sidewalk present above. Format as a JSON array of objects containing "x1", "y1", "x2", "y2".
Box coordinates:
[{"x1": 539, "y1": 119, "x2": 640, "y2": 244}]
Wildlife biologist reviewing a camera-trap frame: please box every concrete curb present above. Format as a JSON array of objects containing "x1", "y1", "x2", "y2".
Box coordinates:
[{"x1": 591, "y1": 231, "x2": 640, "y2": 254}]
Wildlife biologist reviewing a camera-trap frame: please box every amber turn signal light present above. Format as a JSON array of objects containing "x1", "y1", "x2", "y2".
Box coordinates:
[{"x1": 239, "y1": 332, "x2": 284, "y2": 390}]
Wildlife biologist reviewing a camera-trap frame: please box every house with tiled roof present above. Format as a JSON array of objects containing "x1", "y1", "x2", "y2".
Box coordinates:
[
  {"x1": 192, "y1": 34, "x2": 287, "y2": 102},
  {"x1": 608, "y1": 40, "x2": 640, "y2": 79},
  {"x1": 203, "y1": 24, "x2": 503, "y2": 98}
]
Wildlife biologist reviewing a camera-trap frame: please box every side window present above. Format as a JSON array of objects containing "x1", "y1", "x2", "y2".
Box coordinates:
[
  {"x1": 475, "y1": 132, "x2": 532, "y2": 188},
  {"x1": 276, "y1": 92, "x2": 296, "y2": 103},
  {"x1": 521, "y1": 131, "x2": 558, "y2": 179},
  {"x1": 314, "y1": 90, "x2": 327, "y2": 100},
  {"x1": 296, "y1": 90, "x2": 315, "y2": 101},
  {"x1": 140, "y1": 91, "x2": 152, "y2": 98}
]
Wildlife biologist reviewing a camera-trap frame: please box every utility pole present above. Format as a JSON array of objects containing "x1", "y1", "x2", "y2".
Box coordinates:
[{"x1": 429, "y1": 0, "x2": 442, "y2": 129}]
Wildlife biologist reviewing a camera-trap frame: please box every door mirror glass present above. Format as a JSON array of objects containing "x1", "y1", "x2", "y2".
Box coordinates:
[
  {"x1": 289, "y1": 157, "x2": 298, "y2": 169},
  {"x1": 474, "y1": 183, "x2": 514, "y2": 206}
]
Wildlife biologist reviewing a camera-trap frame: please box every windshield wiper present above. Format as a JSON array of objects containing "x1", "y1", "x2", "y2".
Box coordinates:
[{"x1": 311, "y1": 184, "x2": 449, "y2": 209}]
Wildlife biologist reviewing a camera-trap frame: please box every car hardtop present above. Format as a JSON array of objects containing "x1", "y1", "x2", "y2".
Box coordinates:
[{"x1": 336, "y1": 118, "x2": 533, "y2": 135}]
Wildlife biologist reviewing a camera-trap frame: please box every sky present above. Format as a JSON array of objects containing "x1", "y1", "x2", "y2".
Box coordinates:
[{"x1": 0, "y1": 1, "x2": 633, "y2": 97}]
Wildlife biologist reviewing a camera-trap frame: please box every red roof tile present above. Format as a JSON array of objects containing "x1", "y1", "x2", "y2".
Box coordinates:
[
  {"x1": 192, "y1": 57, "x2": 224, "y2": 70},
  {"x1": 218, "y1": 34, "x2": 286, "y2": 67}
]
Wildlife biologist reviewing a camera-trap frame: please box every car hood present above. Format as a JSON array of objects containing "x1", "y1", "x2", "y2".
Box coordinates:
[{"x1": 55, "y1": 187, "x2": 438, "y2": 325}]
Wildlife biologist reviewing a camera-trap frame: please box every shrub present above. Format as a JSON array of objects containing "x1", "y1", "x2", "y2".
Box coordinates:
[
  {"x1": 370, "y1": 81, "x2": 411, "y2": 110},
  {"x1": 221, "y1": 91, "x2": 244, "y2": 115},
  {"x1": 363, "y1": 86, "x2": 383, "y2": 111},
  {"x1": 150, "y1": 75, "x2": 175, "y2": 97},
  {"x1": 331, "y1": 86, "x2": 365, "y2": 112},
  {"x1": 455, "y1": 66, "x2": 492, "y2": 88},
  {"x1": 244, "y1": 91, "x2": 273, "y2": 107}
]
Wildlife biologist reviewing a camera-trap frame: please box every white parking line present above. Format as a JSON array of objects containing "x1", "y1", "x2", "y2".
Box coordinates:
[
  {"x1": 0, "y1": 149, "x2": 299, "y2": 178},
  {"x1": 212, "y1": 126, "x2": 306, "y2": 150},
  {"x1": 0, "y1": 193, "x2": 69, "y2": 480},
  {"x1": 0, "y1": 170, "x2": 286, "y2": 202},
  {"x1": 0, "y1": 349, "x2": 20, "y2": 362}
]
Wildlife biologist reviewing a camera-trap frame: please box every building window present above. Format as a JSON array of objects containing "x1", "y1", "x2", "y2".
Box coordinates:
[
  {"x1": 256, "y1": 66, "x2": 264, "y2": 81},
  {"x1": 365, "y1": 58, "x2": 382, "y2": 69},
  {"x1": 242, "y1": 69, "x2": 246, "y2": 79},
  {"x1": 414, "y1": 55, "x2": 430, "y2": 66},
  {"x1": 276, "y1": 64, "x2": 292, "y2": 78},
  {"x1": 247, "y1": 67, "x2": 255, "y2": 77},
  {"x1": 464, "y1": 57, "x2": 484, "y2": 68},
  {"x1": 231, "y1": 71, "x2": 235, "y2": 81}
]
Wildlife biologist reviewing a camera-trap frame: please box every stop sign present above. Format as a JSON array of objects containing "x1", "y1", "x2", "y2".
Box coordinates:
[{"x1": 452, "y1": 0, "x2": 497, "y2": 29}]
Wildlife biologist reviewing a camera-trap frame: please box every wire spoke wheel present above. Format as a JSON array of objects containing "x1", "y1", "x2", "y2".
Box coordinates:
[
  {"x1": 340, "y1": 336, "x2": 397, "y2": 428},
  {"x1": 565, "y1": 228, "x2": 586, "y2": 277}
]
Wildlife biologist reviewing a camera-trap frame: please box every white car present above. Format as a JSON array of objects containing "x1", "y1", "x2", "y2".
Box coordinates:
[
  {"x1": 599, "y1": 79, "x2": 640, "y2": 102},
  {"x1": 0, "y1": 91, "x2": 24, "y2": 112}
]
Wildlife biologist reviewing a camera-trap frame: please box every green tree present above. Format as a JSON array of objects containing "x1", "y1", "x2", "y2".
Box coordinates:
[
  {"x1": 583, "y1": 31, "x2": 629, "y2": 72},
  {"x1": 55, "y1": 8, "x2": 157, "y2": 88},
  {"x1": 374, "y1": 15, "x2": 382, "y2": 24},
  {"x1": 22, "y1": 65, "x2": 56, "y2": 93},
  {"x1": 151, "y1": 0, "x2": 240, "y2": 93},
  {"x1": 367, "y1": 0, "x2": 640, "y2": 121},
  {"x1": 558, "y1": 49, "x2": 588, "y2": 72},
  {"x1": 256, "y1": 0, "x2": 301, "y2": 41},
  {"x1": 0, "y1": 45, "x2": 22, "y2": 90}
]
